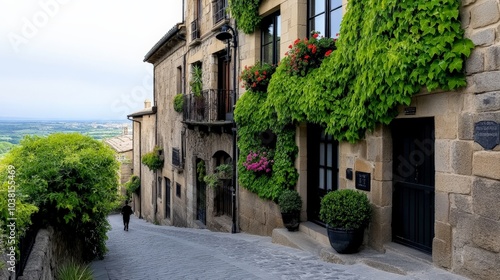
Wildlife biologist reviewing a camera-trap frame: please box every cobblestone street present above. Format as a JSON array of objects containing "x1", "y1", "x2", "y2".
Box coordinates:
[{"x1": 91, "y1": 215, "x2": 449, "y2": 280}]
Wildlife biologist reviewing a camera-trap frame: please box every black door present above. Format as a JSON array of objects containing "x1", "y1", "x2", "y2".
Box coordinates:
[
  {"x1": 196, "y1": 159, "x2": 207, "y2": 225},
  {"x1": 307, "y1": 124, "x2": 339, "y2": 225},
  {"x1": 392, "y1": 118, "x2": 435, "y2": 254},
  {"x1": 165, "y1": 177, "x2": 171, "y2": 219}
]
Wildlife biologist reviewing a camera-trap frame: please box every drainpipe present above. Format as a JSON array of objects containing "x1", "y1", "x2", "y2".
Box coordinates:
[{"x1": 128, "y1": 117, "x2": 142, "y2": 219}]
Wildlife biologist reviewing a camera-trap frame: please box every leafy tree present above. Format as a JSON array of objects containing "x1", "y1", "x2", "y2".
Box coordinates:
[{"x1": 1, "y1": 133, "x2": 119, "y2": 261}]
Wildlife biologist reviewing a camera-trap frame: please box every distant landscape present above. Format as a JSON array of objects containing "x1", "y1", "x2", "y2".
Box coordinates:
[{"x1": 0, "y1": 120, "x2": 132, "y2": 158}]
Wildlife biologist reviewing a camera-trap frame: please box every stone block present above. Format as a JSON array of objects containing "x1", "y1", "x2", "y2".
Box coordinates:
[
  {"x1": 472, "y1": 151, "x2": 500, "y2": 180},
  {"x1": 434, "y1": 140, "x2": 451, "y2": 172},
  {"x1": 472, "y1": 177, "x2": 500, "y2": 220},
  {"x1": 371, "y1": 180, "x2": 392, "y2": 207},
  {"x1": 371, "y1": 205, "x2": 392, "y2": 226},
  {"x1": 435, "y1": 221, "x2": 452, "y2": 241},
  {"x1": 474, "y1": 91, "x2": 500, "y2": 112},
  {"x1": 354, "y1": 158, "x2": 374, "y2": 173},
  {"x1": 460, "y1": 6, "x2": 471, "y2": 28},
  {"x1": 462, "y1": 0, "x2": 477, "y2": 7},
  {"x1": 459, "y1": 113, "x2": 474, "y2": 140},
  {"x1": 457, "y1": 245, "x2": 500, "y2": 280},
  {"x1": 465, "y1": 48, "x2": 484, "y2": 74},
  {"x1": 436, "y1": 173, "x2": 472, "y2": 195},
  {"x1": 450, "y1": 193, "x2": 473, "y2": 214},
  {"x1": 470, "y1": 0, "x2": 500, "y2": 29},
  {"x1": 450, "y1": 140, "x2": 473, "y2": 175},
  {"x1": 470, "y1": 28, "x2": 496, "y2": 47},
  {"x1": 449, "y1": 210, "x2": 474, "y2": 248},
  {"x1": 435, "y1": 191, "x2": 450, "y2": 223},
  {"x1": 472, "y1": 71, "x2": 500, "y2": 93},
  {"x1": 368, "y1": 221, "x2": 391, "y2": 251},
  {"x1": 373, "y1": 161, "x2": 392, "y2": 181},
  {"x1": 432, "y1": 238, "x2": 451, "y2": 269},
  {"x1": 473, "y1": 216, "x2": 500, "y2": 252},
  {"x1": 435, "y1": 114, "x2": 458, "y2": 139},
  {"x1": 485, "y1": 45, "x2": 500, "y2": 71}
]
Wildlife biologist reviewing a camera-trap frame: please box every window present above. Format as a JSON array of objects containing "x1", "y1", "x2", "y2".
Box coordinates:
[
  {"x1": 176, "y1": 183, "x2": 181, "y2": 198},
  {"x1": 177, "y1": 66, "x2": 182, "y2": 94},
  {"x1": 165, "y1": 177, "x2": 171, "y2": 219},
  {"x1": 213, "y1": 0, "x2": 228, "y2": 25},
  {"x1": 191, "y1": 0, "x2": 202, "y2": 40},
  {"x1": 157, "y1": 176, "x2": 162, "y2": 198},
  {"x1": 261, "y1": 11, "x2": 281, "y2": 65},
  {"x1": 308, "y1": 0, "x2": 342, "y2": 38},
  {"x1": 172, "y1": 148, "x2": 181, "y2": 167}
]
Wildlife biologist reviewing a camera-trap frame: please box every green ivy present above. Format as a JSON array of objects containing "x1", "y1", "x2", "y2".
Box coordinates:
[
  {"x1": 228, "y1": 0, "x2": 262, "y2": 34},
  {"x1": 235, "y1": 92, "x2": 298, "y2": 201},
  {"x1": 235, "y1": 0, "x2": 473, "y2": 199},
  {"x1": 141, "y1": 146, "x2": 164, "y2": 171}
]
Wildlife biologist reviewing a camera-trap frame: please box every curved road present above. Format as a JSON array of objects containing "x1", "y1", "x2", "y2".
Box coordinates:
[{"x1": 91, "y1": 215, "x2": 426, "y2": 279}]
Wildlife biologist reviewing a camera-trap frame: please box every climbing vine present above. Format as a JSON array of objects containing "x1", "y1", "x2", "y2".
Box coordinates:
[
  {"x1": 228, "y1": 0, "x2": 262, "y2": 34},
  {"x1": 235, "y1": 0, "x2": 474, "y2": 199}
]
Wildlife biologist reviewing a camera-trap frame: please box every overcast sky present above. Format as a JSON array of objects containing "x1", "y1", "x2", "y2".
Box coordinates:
[{"x1": 0, "y1": 0, "x2": 183, "y2": 120}]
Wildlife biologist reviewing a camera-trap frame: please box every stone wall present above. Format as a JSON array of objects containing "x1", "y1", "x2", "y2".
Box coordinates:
[
  {"x1": 0, "y1": 227, "x2": 85, "y2": 280},
  {"x1": 239, "y1": 187, "x2": 283, "y2": 236}
]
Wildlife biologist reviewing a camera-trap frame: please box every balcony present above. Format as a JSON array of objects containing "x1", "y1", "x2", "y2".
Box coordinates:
[
  {"x1": 183, "y1": 89, "x2": 233, "y2": 131},
  {"x1": 213, "y1": 0, "x2": 227, "y2": 25}
]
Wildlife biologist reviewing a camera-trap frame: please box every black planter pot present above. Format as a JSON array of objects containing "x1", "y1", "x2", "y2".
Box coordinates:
[
  {"x1": 326, "y1": 226, "x2": 364, "y2": 254},
  {"x1": 281, "y1": 211, "x2": 300, "y2": 231}
]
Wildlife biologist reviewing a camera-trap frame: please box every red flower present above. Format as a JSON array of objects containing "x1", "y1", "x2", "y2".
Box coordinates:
[
  {"x1": 294, "y1": 38, "x2": 301, "y2": 45},
  {"x1": 289, "y1": 45, "x2": 293, "y2": 49},
  {"x1": 325, "y1": 50, "x2": 333, "y2": 57},
  {"x1": 312, "y1": 33, "x2": 319, "y2": 39}
]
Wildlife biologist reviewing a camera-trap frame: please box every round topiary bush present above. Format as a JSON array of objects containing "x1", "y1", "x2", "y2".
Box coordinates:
[
  {"x1": 277, "y1": 189, "x2": 302, "y2": 214},
  {"x1": 319, "y1": 189, "x2": 371, "y2": 230}
]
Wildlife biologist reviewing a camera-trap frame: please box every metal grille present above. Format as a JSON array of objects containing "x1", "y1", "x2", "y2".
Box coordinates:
[
  {"x1": 213, "y1": 0, "x2": 227, "y2": 24},
  {"x1": 191, "y1": 19, "x2": 200, "y2": 40},
  {"x1": 172, "y1": 147, "x2": 181, "y2": 166},
  {"x1": 183, "y1": 89, "x2": 233, "y2": 122}
]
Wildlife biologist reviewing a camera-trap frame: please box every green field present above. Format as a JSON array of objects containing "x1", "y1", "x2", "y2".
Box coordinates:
[{"x1": 0, "y1": 120, "x2": 131, "y2": 158}]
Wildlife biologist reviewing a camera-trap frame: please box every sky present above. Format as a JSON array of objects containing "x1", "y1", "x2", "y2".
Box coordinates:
[{"x1": 0, "y1": 0, "x2": 183, "y2": 120}]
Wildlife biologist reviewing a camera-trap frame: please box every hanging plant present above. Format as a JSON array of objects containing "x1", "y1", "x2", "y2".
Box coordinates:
[
  {"x1": 240, "y1": 62, "x2": 276, "y2": 93},
  {"x1": 141, "y1": 146, "x2": 164, "y2": 171},
  {"x1": 203, "y1": 164, "x2": 233, "y2": 188}
]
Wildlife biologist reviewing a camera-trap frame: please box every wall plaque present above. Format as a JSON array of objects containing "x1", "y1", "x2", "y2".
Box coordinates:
[
  {"x1": 404, "y1": 107, "x2": 416, "y2": 115},
  {"x1": 355, "y1": 171, "x2": 371, "y2": 191},
  {"x1": 474, "y1": 121, "x2": 499, "y2": 150}
]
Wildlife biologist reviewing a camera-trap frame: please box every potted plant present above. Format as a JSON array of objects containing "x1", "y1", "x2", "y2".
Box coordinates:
[
  {"x1": 277, "y1": 189, "x2": 302, "y2": 231},
  {"x1": 189, "y1": 65, "x2": 204, "y2": 118},
  {"x1": 319, "y1": 189, "x2": 371, "y2": 254}
]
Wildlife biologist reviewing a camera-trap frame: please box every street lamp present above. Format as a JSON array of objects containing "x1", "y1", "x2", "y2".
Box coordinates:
[{"x1": 216, "y1": 23, "x2": 238, "y2": 233}]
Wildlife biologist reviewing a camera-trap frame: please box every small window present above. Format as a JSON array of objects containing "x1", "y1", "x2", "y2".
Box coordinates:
[
  {"x1": 261, "y1": 11, "x2": 281, "y2": 65},
  {"x1": 176, "y1": 183, "x2": 181, "y2": 198},
  {"x1": 308, "y1": 0, "x2": 342, "y2": 39},
  {"x1": 172, "y1": 148, "x2": 181, "y2": 167},
  {"x1": 157, "y1": 176, "x2": 162, "y2": 198}
]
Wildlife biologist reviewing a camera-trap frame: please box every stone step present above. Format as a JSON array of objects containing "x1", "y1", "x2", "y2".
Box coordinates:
[{"x1": 272, "y1": 222, "x2": 467, "y2": 279}]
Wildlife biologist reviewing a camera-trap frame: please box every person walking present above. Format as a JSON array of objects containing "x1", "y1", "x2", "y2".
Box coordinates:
[{"x1": 121, "y1": 200, "x2": 133, "y2": 231}]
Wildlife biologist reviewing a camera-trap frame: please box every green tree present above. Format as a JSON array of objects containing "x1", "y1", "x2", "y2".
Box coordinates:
[{"x1": 1, "y1": 133, "x2": 119, "y2": 261}]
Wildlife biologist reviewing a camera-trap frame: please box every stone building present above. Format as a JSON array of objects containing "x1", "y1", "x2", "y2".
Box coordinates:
[
  {"x1": 104, "y1": 130, "x2": 133, "y2": 197},
  {"x1": 132, "y1": 1, "x2": 499, "y2": 279},
  {"x1": 127, "y1": 99, "x2": 156, "y2": 219}
]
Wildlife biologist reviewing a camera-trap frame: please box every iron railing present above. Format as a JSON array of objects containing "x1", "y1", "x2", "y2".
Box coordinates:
[
  {"x1": 191, "y1": 19, "x2": 200, "y2": 40},
  {"x1": 183, "y1": 89, "x2": 233, "y2": 123},
  {"x1": 213, "y1": 0, "x2": 228, "y2": 25}
]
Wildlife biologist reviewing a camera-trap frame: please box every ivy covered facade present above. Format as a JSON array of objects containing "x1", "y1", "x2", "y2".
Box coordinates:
[{"x1": 131, "y1": 1, "x2": 500, "y2": 279}]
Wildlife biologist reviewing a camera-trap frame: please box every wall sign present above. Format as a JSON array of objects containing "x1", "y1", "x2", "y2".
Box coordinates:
[
  {"x1": 355, "y1": 171, "x2": 371, "y2": 191},
  {"x1": 404, "y1": 107, "x2": 416, "y2": 115},
  {"x1": 474, "y1": 121, "x2": 499, "y2": 150}
]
